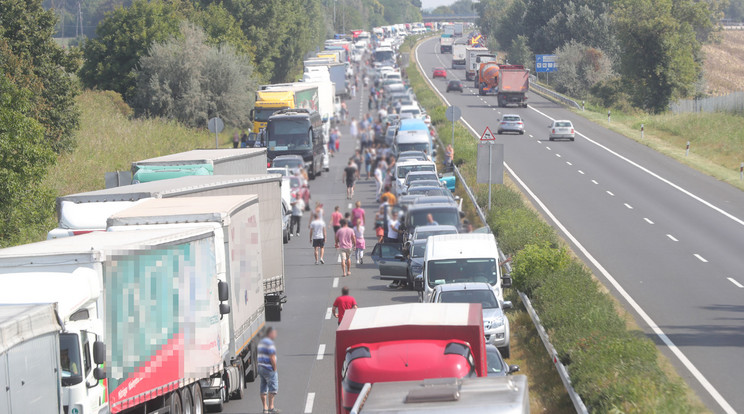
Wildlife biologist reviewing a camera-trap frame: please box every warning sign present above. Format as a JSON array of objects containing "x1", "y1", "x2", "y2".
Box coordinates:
[{"x1": 480, "y1": 126, "x2": 495, "y2": 141}]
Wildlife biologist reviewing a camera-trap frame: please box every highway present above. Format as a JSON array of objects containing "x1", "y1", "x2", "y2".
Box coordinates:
[{"x1": 414, "y1": 37, "x2": 744, "y2": 414}]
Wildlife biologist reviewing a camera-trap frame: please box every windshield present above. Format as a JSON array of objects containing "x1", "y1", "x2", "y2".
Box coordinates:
[
  {"x1": 408, "y1": 187, "x2": 446, "y2": 196},
  {"x1": 255, "y1": 107, "x2": 288, "y2": 123},
  {"x1": 374, "y1": 50, "x2": 395, "y2": 62},
  {"x1": 273, "y1": 158, "x2": 302, "y2": 169},
  {"x1": 439, "y1": 289, "x2": 498, "y2": 308},
  {"x1": 268, "y1": 119, "x2": 312, "y2": 151},
  {"x1": 60, "y1": 333, "x2": 83, "y2": 386},
  {"x1": 555, "y1": 121, "x2": 572, "y2": 127},
  {"x1": 406, "y1": 173, "x2": 437, "y2": 184},
  {"x1": 397, "y1": 143, "x2": 429, "y2": 153},
  {"x1": 397, "y1": 164, "x2": 435, "y2": 179},
  {"x1": 415, "y1": 229, "x2": 456, "y2": 240},
  {"x1": 503, "y1": 116, "x2": 520, "y2": 122},
  {"x1": 427, "y1": 258, "x2": 498, "y2": 288},
  {"x1": 407, "y1": 208, "x2": 459, "y2": 229},
  {"x1": 487, "y1": 349, "x2": 506, "y2": 375},
  {"x1": 401, "y1": 109, "x2": 421, "y2": 116},
  {"x1": 412, "y1": 244, "x2": 426, "y2": 258},
  {"x1": 289, "y1": 177, "x2": 301, "y2": 188}
]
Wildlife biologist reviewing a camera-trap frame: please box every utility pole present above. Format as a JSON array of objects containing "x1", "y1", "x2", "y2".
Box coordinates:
[
  {"x1": 77, "y1": 1, "x2": 83, "y2": 38},
  {"x1": 342, "y1": 0, "x2": 346, "y2": 34},
  {"x1": 333, "y1": 0, "x2": 336, "y2": 33}
]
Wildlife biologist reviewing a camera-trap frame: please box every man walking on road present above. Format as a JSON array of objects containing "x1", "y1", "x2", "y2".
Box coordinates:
[
  {"x1": 333, "y1": 286, "x2": 358, "y2": 325},
  {"x1": 309, "y1": 213, "x2": 326, "y2": 264},
  {"x1": 290, "y1": 197, "x2": 304, "y2": 236},
  {"x1": 258, "y1": 327, "x2": 279, "y2": 414},
  {"x1": 335, "y1": 219, "x2": 357, "y2": 277},
  {"x1": 343, "y1": 160, "x2": 358, "y2": 200}
]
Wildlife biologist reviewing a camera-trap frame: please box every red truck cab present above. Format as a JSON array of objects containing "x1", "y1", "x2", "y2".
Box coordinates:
[
  {"x1": 341, "y1": 339, "x2": 475, "y2": 412},
  {"x1": 335, "y1": 303, "x2": 487, "y2": 414}
]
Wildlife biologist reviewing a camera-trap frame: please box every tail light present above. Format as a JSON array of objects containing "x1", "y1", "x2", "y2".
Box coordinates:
[
  {"x1": 267, "y1": 162, "x2": 271, "y2": 167},
  {"x1": 552, "y1": 129, "x2": 556, "y2": 134},
  {"x1": 517, "y1": 122, "x2": 523, "y2": 125},
  {"x1": 500, "y1": 122, "x2": 506, "y2": 125},
  {"x1": 571, "y1": 129, "x2": 575, "y2": 134}
]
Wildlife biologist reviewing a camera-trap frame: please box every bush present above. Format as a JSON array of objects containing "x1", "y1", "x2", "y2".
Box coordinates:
[
  {"x1": 511, "y1": 244, "x2": 571, "y2": 294},
  {"x1": 554, "y1": 41, "x2": 614, "y2": 98},
  {"x1": 490, "y1": 207, "x2": 559, "y2": 256}
]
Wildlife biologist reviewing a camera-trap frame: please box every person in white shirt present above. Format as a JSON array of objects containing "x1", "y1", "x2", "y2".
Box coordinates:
[
  {"x1": 385, "y1": 211, "x2": 400, "y2": 243},
  {"x1": 309, "y1": 213, "x2": 327, "y2": 265},
  {"x1": 290, "y1": 197, "x2": 305, "y2": 236}
]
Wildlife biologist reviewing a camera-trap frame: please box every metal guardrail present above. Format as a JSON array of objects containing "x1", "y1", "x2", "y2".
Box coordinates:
[{"x1": 529, "y1": 75, "x2": 582, "y2": 110}]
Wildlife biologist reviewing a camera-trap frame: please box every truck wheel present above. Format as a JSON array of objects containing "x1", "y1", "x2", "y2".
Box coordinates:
[
  {"x1": 232, "y1": 365, "x2": 245, "y2": 400},
  {"x1": 181, "y1": 387, "x2": 194, "y2": 414},
  {"x1": 191, "y1": 383, "x2": 204, "y2": 414},
  {"x1": 168, "y1": 391, "x2": 183, "y2": 414}
]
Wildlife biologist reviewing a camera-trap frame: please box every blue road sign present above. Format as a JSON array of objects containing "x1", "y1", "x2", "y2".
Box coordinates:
[{"x1": 536, "y1": 54, "x2": 557, "y2": 73}]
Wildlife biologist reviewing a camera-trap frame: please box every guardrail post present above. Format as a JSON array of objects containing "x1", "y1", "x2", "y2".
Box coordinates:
[
  {"x1": 607, "y1": 110, "x2": 611, "y2": 124},
  {"x1": 686, "y1": 141, "x2": 690, "y2": 157},
  {"x1": 641, "y1": 124, "x2": 644, "y2": 140},
  {"x1": 740, "y1": 163, "x2": 743, "y2": 180},
  {"x1": 582, "y1": 100, "x2": 585, "y2": 111}
]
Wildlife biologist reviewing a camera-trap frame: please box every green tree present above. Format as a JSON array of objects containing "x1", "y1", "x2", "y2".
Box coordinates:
[
  {"x1": 474, "y1": 0, "x2": 510, "y2": 48},
  {"x1": 0, "y1": 72, "x2": 56, "y2": 247},
  {"x1": 189, "y1": 2, "x2": 256, "y2": 59},
  {"x1": 507, "y1": 35, "x2": 533, "y2": 68},
  {"x1": 553, "y1": 41, "x2": 614, "y2": 97},
  {"x1": 614, "y1": 0, "x2": 700, "y2": 112},
  {"x1": 0, "y1": 0, "x2": 80, "y2": 152},
  {"x1": 79, "y1": 0, "x2": 181, "y2": 100},
  {"x1": 493, "y1": 0, "x2": 527, "y2": 52}
]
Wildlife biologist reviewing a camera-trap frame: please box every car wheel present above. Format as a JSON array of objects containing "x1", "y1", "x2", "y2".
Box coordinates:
[
  {"x1": 497, "y1": 130, "x2": 502, "y2": 135},
  {"x1": 570, "y1": 137, "x2": 575, "y2": 141},
  {"x1": 549, "y1": 137, "x2": 554, "y2": 141},
  {"x1": 519, "y1": 131, "x2": 524, "y2": 135}
]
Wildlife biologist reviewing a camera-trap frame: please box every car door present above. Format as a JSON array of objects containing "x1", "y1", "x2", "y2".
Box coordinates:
[{"x1": 370, "y1": 242, "x2": 409, "y2": 280}]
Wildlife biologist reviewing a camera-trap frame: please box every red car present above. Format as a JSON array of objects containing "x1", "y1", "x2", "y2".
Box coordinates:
[
  {"x1": 432, "y1": 67, "x2": 447, "y2": 79},
  {"x1": 341, "y1": 339, "x2": 474, "y2": 413}
]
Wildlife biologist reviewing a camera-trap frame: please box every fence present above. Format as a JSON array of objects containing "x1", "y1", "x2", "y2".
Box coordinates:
[
  {"x1": 529, "y1": 75, "x2": 582, "y2": 110},
  {"x1": 670, "y1": 91, "x2": 744, "y2": 114}
]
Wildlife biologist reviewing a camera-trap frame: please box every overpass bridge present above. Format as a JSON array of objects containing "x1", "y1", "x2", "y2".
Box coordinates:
[{"x1": 422, "y1": 14, "x2": 478, "y2": 23}]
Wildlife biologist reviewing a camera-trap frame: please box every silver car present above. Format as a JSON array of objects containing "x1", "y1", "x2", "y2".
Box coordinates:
[
  {"x1": 497, "y1": 115, "x2": 525, "y2": 135},
  {"x1": 548, "y1": 120, "x2": 575, "y2": 141},
  {"x1": 429, "y1": 282, "x2": 512, "y2": 358}
]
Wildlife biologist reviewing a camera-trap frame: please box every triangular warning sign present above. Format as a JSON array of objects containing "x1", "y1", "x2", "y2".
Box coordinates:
[{"x1": 480, "y1": 126, "x2": 496, "y2": 141}]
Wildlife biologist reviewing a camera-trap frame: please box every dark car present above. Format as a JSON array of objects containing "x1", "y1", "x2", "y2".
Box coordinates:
[
  {"x1": 486, "y1": 345, "x2": 520, "y2": 377},
  {"x1": 446, "y1": 80, "x2": 463, "y2": 92}
]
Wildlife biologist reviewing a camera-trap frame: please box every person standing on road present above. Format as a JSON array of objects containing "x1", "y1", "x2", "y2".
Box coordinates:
[
  {"x1": 290, "y1": 197, "x2": 304, "y2": 237},
  {"x1": 351, "y1": 201, "x2": 366, "y2": 228},
  {"x1": 332, "y1": 286, "x2": 358, "y2": 325},
  {"x1": 258, "y1": 327, "x2": 279, "y2": 414},
  {"x1": 331, "y1": 206, "x2": 343, "y2": 235},
  {"x1": 309, "y1": 213, "x2": 326, "y2": 265},
  {"x1": 350, "y1": 117, "x2": 359, "y2": 141},
  {"x1": 380, "y1": 186, "x2": 396, "y2": 206},
  {"x1": 385, "y1": 211, "x2": 401, "y2": 243},
  {"x1": 354, "y1": 221, "x2": 366, "y2": 264},
  {"x1": 232, "y1": 131, "x2": 240, "y2": 148},
  {"x1": 343, "y1": 160, "x2": 358, "y2": 200},
  {"x1": 335, "y1": 219, "x2": 357, "y2": 277},
  {"x1": 374, "y1": 163, "x2": 383, "y2": 199}
]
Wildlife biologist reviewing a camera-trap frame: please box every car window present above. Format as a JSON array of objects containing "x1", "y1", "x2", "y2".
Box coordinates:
[
  {"x1": 503, "y1": 116, "x2": 520, "y2": 121},
  {"x1": 487, "y1": 349, "x2": 505, "y2": 374},
  {"x1": 406, "y1": 173, "x2": 438, "y2": 183},
  {"x1": 289, "y1": 177, "x2": 300, "y2": 188},
  {"x1": 555, "y1": 121, "x2": 572, "y2": 127},
  {"x1": 427, "y1": 258, "x2": 498, "y2": 287},
  {"x1": 380, "y1": 243, "x2": 403, "y2": 258}
]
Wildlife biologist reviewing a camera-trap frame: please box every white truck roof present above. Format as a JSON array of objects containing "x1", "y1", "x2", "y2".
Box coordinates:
[
  {"x1": 108, "y1": 195, "x2": 258, "y2": 227},
  {"x1": 0, "y1": 303, "x2": 61, "y2": 355},
  {"x1": 133, "y1": 148, "x2": 265, "y2": 167},
  {"x1": 347, "y1": 303, "x2": 472, "y2": 330},
  {"x1": 425, "y1": 233, "x2": 498, "y2": 262}
]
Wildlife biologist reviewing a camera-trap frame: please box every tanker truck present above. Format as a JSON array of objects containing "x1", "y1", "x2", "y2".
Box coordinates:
[{"x1": 477, "y1": 62, "x2": 529, "y2": 107}]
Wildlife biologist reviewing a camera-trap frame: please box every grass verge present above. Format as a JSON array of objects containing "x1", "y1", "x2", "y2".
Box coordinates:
[
  {"x1": 405, "y1": 37, "x2": 708, "y2": 413},
  {"x1": 23, "y1": 90, "x2": 215, "y2": 244}
]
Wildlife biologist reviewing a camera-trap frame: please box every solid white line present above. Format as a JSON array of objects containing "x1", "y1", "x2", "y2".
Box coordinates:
[
  {"x1": 694, "y1": 254, "x2": 708, "y2": 263},
  {"x1": 316, "y1": 344, "x2": 326, "y2": 360},
  {"x1": 578, "y1": 170, "x2": 585, "y2": 175},
  {"x1": 527, "y1": 104, "x2": 744, "y2": 231},
  {"x1": 606, "y1": 190, "x2": 615, "y2": 196},
  {"x1": 624, "y1": 203, "x2": 633, "y2": 209},
  {"x1": 566, "y1": 161, "x2": 573, "y2": 166},
  {"x1": 727, "y1": 277, "x2": 744, "y2": 288},
  {"x1": 304, "y1": 392, "x2": 315, "y2": 413},
  {"x1": 667, "y1": 234, "x2": 679, "y2": 242},
  {"x1": 644, "y1": 217, "x2": 655, "y2": 224},
  {"x1": 591, "y1": 180, "x2": 599, "y2": 185},
  {"x1": 332, "y1": 277, "x2": 339, "y2": 288},
  {"x1": 325, "y1": 307, "x2": 332, "y2": 320}
]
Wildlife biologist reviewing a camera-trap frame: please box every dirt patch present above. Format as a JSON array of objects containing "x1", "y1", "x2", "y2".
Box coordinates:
[{"x1": 703, "y1": 30, "x2": 744, "y2": 94}]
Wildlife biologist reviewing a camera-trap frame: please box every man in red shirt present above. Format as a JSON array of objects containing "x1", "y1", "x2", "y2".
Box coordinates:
[{"x1": 333, "y1": 286, "x2": 358, "y2": 325}]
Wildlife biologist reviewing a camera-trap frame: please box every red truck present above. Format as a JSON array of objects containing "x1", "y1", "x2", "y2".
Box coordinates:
[
  {"x1": 477, "y1": 63, "x2": 530, "y2": 108},
  {"x1": 335, "y1": 303, "x2": 488, "y2": 414}
]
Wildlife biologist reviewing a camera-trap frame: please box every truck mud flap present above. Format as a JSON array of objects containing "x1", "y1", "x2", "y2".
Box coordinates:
[{"x1": 265, "y1": 293, "x2": 287, "y2": 322}]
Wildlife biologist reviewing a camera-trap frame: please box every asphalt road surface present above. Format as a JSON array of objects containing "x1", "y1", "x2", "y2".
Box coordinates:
[
  {"x1": 223, "y1": 81, "x2": 419, "y2": 414},
  {"x1": 416, "y1": 36, "x2": 743, "y2": 414}
]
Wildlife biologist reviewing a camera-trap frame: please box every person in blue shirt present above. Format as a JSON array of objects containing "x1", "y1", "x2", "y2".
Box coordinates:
[{"x1": 257, "y1": 327, "x2": 280, "y2": 413}]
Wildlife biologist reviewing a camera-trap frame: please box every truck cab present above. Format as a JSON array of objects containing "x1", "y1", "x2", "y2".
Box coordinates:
[{"x1": 266, "y1": 109, "x2": 325, "y2": 179}]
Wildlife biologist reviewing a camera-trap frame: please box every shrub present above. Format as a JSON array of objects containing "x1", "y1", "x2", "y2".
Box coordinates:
[
  {"x1": 511, "y1": 244, "x2": 570, "y2": 294},
  {"x1": 490, "y1": 208, "x2": 559, "y2": 256},
  {"x1": 554, "y1": 41, "x2": 614, "y2": 98}
]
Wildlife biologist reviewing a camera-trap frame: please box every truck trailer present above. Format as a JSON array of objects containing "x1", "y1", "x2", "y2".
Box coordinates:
[
  {"x1": 261, "y1": 81, "x2": 334, "y2": 139},
  {"x1": 305, "y1": 59, "x2": 348, "y2": 98},
  {"x1": 252, "y1": 83, "x2": 320, "y2": 134},
  {"x1": 49, "y1": 174, "x2": 287, "y2": 320},
  {"x1": 452, "y1": 44, "x2": 467, "y2": 68},
  {"x1": 130, "y1": 148, "x2": 267, "y2": 184},
  {"x1": 0, "y1": 227, "x2": 252, "y2": 413},
  {"x1": 465, "y1": 47, "x2": 492, "y2": 81},
  {"x1": 0, "y1": 303, "x2": 63, "y2": 414},
  {"x1": 335, "y1": 303, "x2": 487, "y2": 414},
  {"x1": 439, "y1": 37, "x2": 454, "y2": 54}
]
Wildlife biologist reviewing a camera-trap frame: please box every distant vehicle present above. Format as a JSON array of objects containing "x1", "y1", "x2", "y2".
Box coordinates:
[
  {"x1": 497, "y1": 114, "x2": 525, "y2": 135},
  {"x1": 548, "y1": 120, "x2": 575, "y2": 141},
  {"x1": 397, "y1": 150, "x2": 429, "y2": 162},
  {"x1": 486, "y1": 345, "x2": 520, "y2": 377},
  {"x1": 433, "y1": 67, "x2": 447, "y2": 79},
  {"x1": 429, "y1": 282, "x2": 512, "y2": 357},
  {"x1": 412, "y1": 224, "x2": 458, "y2": 241},
  {"x1": 267, "y1": 167, "x2": 292, "y2": 177},
  {"x1": 447, "y1": 80, "x2": 463, "y2": 92},
  {"x1": 399, "y1": 104, "x2": 423, "y2": 119},
  {"x1": 272, "y1": 154, "x2": 305, "y2": 173},
  {"x1": 402, "y1": 203, "x2": 462, "y2": 241},
  {"x1": 266, "y1": 108, "x2": 325, "y2": 178}
]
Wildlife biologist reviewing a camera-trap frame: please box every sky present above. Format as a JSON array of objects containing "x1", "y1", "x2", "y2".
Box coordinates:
[{"x1": 421, "y1": 0, "x2": 460, "y2": 10}]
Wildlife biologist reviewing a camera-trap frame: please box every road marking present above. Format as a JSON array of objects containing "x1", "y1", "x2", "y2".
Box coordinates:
[
  {"x1": 317, "y1": 344, "x2": 326, "y2": 360},
  {"x1": 728, "y1": 277, "x2": 744, "y2": 288},
  {"x1": 545, "y1": 146, "x2": 551, "y2": 151},
  {"x1": 332, "y1": 277, "x2": 339, "y2": 288},
  {"x1": 591, "y1": 180, "x2": 599, "y2": 185},
  {"x1": 556, "y1": 153, "x2": 562, "y2": 158},
  {"x1": 529, "y1": 134, "x2": 533, "y2": 138},
  {"x1": 578, "y1": 170, "x2": 585, "y2": 174},
  {"x1": 348, "y1": 202, "x2": 353, "y2": 209},
  {"x1": 694, "y1": 254, "x2": 708, "y2": 263},
  {"x1": 325, "y1": 307, "x2": 332, "y2": 319},
  {"x1": 644, "y1": 217, "x2": 655, "y2": 224},
  {"x1": 304, "y1": 392, "x2": 315, "y2": 413},
  {"x1": 606, "y1": 190, "x2": 615, "y2": 196},
  {"x1": 624, "y1": 203, "x2": 633, "y2": 209},
  {"x1": 566, "y1": 161, "x2": 572, "y2": 166},
  {"x1": 667, "y1": 234, "x2": 679, "y2": 242}
]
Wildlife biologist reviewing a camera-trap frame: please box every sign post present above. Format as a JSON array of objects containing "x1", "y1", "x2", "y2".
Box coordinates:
[
  {"x1": 535, "y1": 54, "x2": 557, "y2": 85},
  {"x1": 445, "y1": 106, "x2": 462, "y2": 147},
  {"x1": 208, "y1": 117, "x2": 225, "y2": 149},
  {"x1": 477, "y1": 127, "x2": 503, "y2": 211}
]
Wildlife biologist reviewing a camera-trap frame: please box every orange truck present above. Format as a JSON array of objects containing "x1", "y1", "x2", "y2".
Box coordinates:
[{"x1": 477, "y1": 63, "x2": 530, "y2": 108}]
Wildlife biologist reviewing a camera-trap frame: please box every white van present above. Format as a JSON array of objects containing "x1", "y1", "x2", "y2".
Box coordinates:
[
  {"x1": 394, "y1": 129, "x2": 433, "y2": 157},
  {"x1": 418, "y1": 234, "x2": 510, "y2": 303}
]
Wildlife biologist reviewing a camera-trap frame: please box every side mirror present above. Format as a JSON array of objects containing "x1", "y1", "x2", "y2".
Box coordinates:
[
  {"x1": 250, "y1": 109, "x2": 255, "y2": 122},
  {"x1": 93, "y1": 367, "x2": 106, "y2": 381},
  {"x1": 459, "y1": 211, "x2": 466, "y2": 219},
  {"x1": 220, "y1": 303, "x2": 231, "y2": 315},
  {"x1": 218, "y1": 280, "x2": 229, "y2": 302},
  {"x1": 502, "y1": 276, "x2": 512, "y2": 289},
  {"x1": 394, "y1": 254, "x2": 405, "y2": 260},
  {"x1": 502, "y1": 301, "x2": 513, "y2": 310},
  {"x1": 93, "y1": 341, "x2": 105, "y2": 365},
  {"x1": 508, "y1": 365, "x2": 520, "y2": 374}
]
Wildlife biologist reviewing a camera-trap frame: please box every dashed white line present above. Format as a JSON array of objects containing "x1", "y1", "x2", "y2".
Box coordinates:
[
  {"x1": 624, "y1": 203, "x2": 633, "y2": 209},
  {"x1": 644, "y1": 218, "x2": 655, "y2": 224},
  {"x1": 566, "y1": 161, "x2": 573, "y2": 166},
  {"x1": 304, "y1": 392, "x2": 316, "y2": 413},
  {"x1": 325, "y1": 307, "x2": 332, "y2": 320},
  {"x1": 606, "y1": 191, "x2": 615, "y2": 196},
  {"x1": 592, "y1": 180, "x2": 599, "y2": 185},
  {"x1": 578, "y1": 170, "x2": 585, "y2": 174},
  {"x1": 332, "y1": 277, "x2": 339, "y2": 288},
  {"x1": 694, "y1": 254, "x2": 708, "y2": 263},
  {"x1": 545, "y1": 146, "x2": 551, "y2": 150},
  {"x1": 316, "y1": 344, "x2": 326, "y2": 360},
  {"x1": 667, "y1": 234, "x2": 679, "y2": 242},
  {"x1": 556, "y1": 153, "x2": 562, "y2": 158},
  {"x1": 728, "y1": 277, "x2": 744, "y2": 288},
  {"x1": 529, "y1": 134, "x2": 533, "y2": 138}
]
